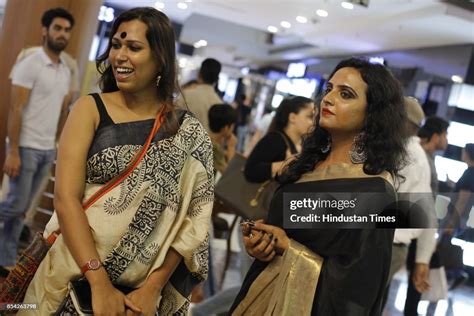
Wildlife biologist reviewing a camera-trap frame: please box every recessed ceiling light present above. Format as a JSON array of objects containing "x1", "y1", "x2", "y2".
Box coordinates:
[
  {"x1": 316, "y1": 9, "x2": 329, "y2": 17},
  {"x1": 341, "y1": 2, "x2": 354, "y2": 10},
  {"x1": 267, "y1": 25, "x2": 278, "y2": 33},
  {"x1": 177, "y1": 2, "x2": 188, "y2": 10},
  {"x1": 451, "y1": 75, "x2": 463, "y2": 83},
  {"x1": 296, "y1": 16, "x2": 308, "y2": 23},
  {"x1": 193, "y1": 40, "x2": 208, "y2": 48},
  {"x1": 179, "y1": 57, "x2": 188, "y2": 68},
  {"x1": 154, "y1": 1, "x2": 165, "y2": 10},
  {"x1": 280, "y1": 21, "x2": 292, "y2": 28}
]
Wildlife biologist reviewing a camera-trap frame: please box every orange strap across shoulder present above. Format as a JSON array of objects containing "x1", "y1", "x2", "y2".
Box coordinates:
[{"x1": 46, "y1": 107, "x2": 165, "y2": 244}]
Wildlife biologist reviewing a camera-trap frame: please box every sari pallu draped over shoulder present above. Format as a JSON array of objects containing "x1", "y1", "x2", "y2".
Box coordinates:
[
  {"x1": 19, "y1": 112, "x2": 214, "y2": 315},
  {"x1": 231, "y1": 164, "x2": 396, "y2": 316},
  {"x1": 232, "y1": 239, "x2": 323, "y2": 316}
]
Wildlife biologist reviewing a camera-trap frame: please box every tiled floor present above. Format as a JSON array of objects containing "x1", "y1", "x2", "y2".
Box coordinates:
[
  {"x1": 383, "y1": 270, "x2": 474, "y2": 316},
  {"x1": 207, "y1": 237, "x2": 474, "y2": 316},
  {"x1": 1, "y1": 201, "x2": 472, "y2": 315}
]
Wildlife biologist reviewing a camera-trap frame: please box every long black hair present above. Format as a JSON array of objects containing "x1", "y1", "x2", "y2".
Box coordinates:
[
  {"x1": 267, "y1": 96, "x2": 314, "y2": 133},
  {"x1": 279, "y1": 58, "x2": 407, "y2": 184}
]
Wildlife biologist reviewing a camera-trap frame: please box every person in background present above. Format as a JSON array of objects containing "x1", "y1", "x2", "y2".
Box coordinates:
[
  {"x1": 244, "y1": 96, "x2": 315, "y2": 183},
  {"x1": 234, "y1": 93, "x2": 253, "y2": 152},
  {"x1": 232, "y1": 58, "x2": 407, "y2": 315},
  {"x1": 208, "y1": 103, "x2": 238, "y2": 175},
  {"x1": 400, "y1": 116, "x2": 450, "y2": 312},
  {"x1": 446, "y1": 143, "x2": 474, "y2": 231},
  {"x1": 181, "y1": 79, "x2": 198, "y2": 91},
  {"x1": 189, "y1": 103, "x2": 237, "y2": 305},
  {"x1": 8, "y1": 42, "x2": 81, "y2": 243},
  {"x1": 441, "y1": 143, "x2": 474, "y2": 290},
  {"x1": 179, "y1": 58, "x2": 223, "y2": 131},
  {"x1": 18, "y1": 7, "x2": 213, "y2": 315},
  {"x1": 418, "y1": 116, "x2": 450, "y2": 195},
  {"x1": 406, "y1": 115, "x2": 450, "y2": 312},
  {"x1": 383, "y1": 97, "x2": 437, "y2": 316},
  {"x1": 10, "y1": 46, "x2": 80, "y2": 100},
  {"x1": 0, "y1": 7, "x2": 75, "y2": 278}
]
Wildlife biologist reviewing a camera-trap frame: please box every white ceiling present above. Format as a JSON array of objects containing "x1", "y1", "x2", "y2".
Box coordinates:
[
  {"x1": 107, "y1": 0, "x2": 474, "y2": 59},
  {"x1": 1, "y1": 0, "x2": 472, "y2": 78}
]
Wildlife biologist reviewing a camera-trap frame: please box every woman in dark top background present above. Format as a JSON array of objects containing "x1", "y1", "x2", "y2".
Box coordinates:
[{"x1": 244, "y1": 96, "x2": 315, "y2": 183}]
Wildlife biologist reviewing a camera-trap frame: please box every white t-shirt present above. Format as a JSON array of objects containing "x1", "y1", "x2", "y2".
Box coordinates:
[
  {"x1": 394, "y1": 136, "x2": 437, "y2": 264},
  {"x1": 10, "y1": 46, "x2": 79, "y2": 92},
  {"x1": 10, "y1": 49, "x2": 71, "y2": 150}
]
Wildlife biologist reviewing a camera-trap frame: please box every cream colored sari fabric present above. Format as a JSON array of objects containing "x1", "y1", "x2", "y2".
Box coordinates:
[
  {"x1": 232, "y1": 239, "x2": 323, "y2": 316},
  {"x1": 19, "y1": 113, "x2": 214, "y2": 315}
]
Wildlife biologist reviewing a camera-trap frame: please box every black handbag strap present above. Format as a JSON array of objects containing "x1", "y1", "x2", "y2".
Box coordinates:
[{"x1": 277, "y1": 131, "x2": 297, "y2": 154}]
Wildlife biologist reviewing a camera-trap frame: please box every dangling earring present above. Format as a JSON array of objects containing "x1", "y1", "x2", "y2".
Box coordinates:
[
  {"x1": 321, "y1": 135, "x2": 331, "y2": 153},
  {"x1": 350, "y1": 132, "x2": 367, "y2": 164},
  {"x1": 156, "y1": 75, "x2": 162, "y2": 87}
]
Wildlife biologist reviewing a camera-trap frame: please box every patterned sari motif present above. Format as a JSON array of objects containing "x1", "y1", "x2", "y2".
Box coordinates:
[{"x1": 19, "y1": 112, "x2": 214, "y2": 315}]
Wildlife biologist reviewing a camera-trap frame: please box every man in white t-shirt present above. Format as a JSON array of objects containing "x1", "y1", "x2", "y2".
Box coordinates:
[
  {"x1": 0, "y1": 8, "x2": 75, "y2": 272},
  {"x1": 10, "y1": 46, "x2": 80, "y2": 97},
  {"x1": 383, "y1": 97, "x2": 437, "y2": 313}
]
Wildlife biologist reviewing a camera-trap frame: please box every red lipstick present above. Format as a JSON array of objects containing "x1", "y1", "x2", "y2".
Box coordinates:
[{"x1": 321, "y1": 108, "x2": 334, "y2": 116}]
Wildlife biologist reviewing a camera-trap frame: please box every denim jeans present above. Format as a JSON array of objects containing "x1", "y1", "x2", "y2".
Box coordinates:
[{"x1": 0, "y1": 147, "x2": 55, "y2": 266}]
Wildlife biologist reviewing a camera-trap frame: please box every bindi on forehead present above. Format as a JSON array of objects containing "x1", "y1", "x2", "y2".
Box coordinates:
[{"x1": 120, "y1": 32, "x2": 127, "y2": 39}]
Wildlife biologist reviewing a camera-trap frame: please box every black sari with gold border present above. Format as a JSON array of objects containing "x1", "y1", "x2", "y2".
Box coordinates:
[{"x1": 230, "y1": 164, "x2": 395, "y2": 316}]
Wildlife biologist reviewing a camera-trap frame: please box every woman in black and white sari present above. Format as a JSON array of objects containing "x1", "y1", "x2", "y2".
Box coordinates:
[{"x1": 20, "y1": 7, "x2": 213, "y2": 315}]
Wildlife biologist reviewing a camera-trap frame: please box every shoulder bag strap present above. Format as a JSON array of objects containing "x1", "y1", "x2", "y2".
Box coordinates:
[
  {"x1": 47, "y1": 106, "x2": 166, "y2": 244},
  {"x1": 277, "y1": 131, "x2": 291, "y2": 151}
]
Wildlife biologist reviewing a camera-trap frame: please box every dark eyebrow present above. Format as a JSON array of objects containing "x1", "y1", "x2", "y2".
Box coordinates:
[
  {"x1": 337, "y1": 85, "x2": 358, "y2": 97},
  {"x1": 111, "y1": 37, "x2": 145, "y2": 45},
  {"x1": 53, "y1": 23, "x2": 71, "y2": 30},
  {"x1": 327, "y1": 80, "x2": 358, "y2": 97}
]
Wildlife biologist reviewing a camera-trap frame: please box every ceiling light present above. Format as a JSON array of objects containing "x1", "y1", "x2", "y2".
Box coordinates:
[
  {"x1": 280, "y1": 21, "x2": 291, "y2": 28},
  {"x1": 193, "y1": 40, "x2": 208, "y2": 48},
  {"x1": 267, "y1": 25, "x2": 278, "y2": 33},
  {"x1": 179, "y1": 57, "x2": 188, "y2": 68},
  {"x1": 296, "y1": 16, "x2": 308, "y2": 23},
  {"x1": 451, "y1": 75, "x2": 463, "y2": 83},
  {"x1": 341, "y1": 2, "x2": 354, "y2": 10},
  {"x1": 316, "y1": 9, "x2": 329, "y2": 17},
  {"x1": 154, "y1": 1, "x2": 165, "y2": 10},
  {"x1": 177, "y1": 2, "x2": 188, "y2": 10}
]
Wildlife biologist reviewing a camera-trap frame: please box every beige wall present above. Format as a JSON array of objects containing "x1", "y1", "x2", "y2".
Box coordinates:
[{"x1": 0, "y1": 0, "x2": 103, "y2": 180}]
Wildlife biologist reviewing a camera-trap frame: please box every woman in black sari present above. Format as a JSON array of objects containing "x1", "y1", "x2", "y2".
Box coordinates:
[{"x1": 230, "y1": 58, "x2": 407, "y2": 315}]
